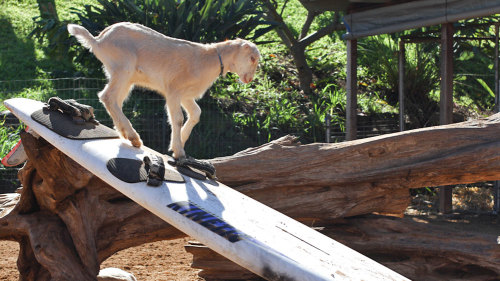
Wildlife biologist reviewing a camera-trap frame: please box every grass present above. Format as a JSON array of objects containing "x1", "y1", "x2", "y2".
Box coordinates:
[{"x1": 0, "y1": 0, "x2": 100, "y2": 110}]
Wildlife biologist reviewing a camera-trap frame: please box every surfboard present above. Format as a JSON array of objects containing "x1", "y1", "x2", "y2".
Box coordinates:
[{"x1": 4, "y1": 97, "x2": 409, "y2": 281}]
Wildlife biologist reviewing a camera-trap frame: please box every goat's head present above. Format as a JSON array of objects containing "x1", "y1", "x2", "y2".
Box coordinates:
[{"x1": 230, "y1": 39, "x2": 260, "y2": 84}]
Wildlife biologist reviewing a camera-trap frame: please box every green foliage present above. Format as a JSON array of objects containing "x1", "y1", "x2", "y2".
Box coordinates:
[
  {"x1": 303, "y1": 84, "x2": 345, "y2": 142},
  {"x1": 8, "y1": 0, "x2": 499, "y2": 159},
  {"x1": 72, "y1": 0, "x2": 273, "y2": 43},
  {"x1": 454, "y1": 38, "x2": 497, "y2": 111},
  {"x1": 0, "y1": 119, "x2": 23, "y2": 168},
  {"x1": 358, "y1": 35, "x2": 440, "y2": 128},
  {"x1": 399, "y1": 18, "x2": 500, "y2": 112},
  {"x1": 476, "y1": 78, "x2": 495, "y2": 99},
  {"x1": 29, "y1": 0, "x2": 275, "y2": 76}
]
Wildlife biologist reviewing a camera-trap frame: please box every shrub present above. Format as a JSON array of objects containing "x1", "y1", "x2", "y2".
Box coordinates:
[{"x1": 30, "y1": 0, "x2": 275, "y2": 76}]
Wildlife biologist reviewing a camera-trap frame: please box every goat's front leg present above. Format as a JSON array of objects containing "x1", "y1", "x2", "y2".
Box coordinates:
[
  {"x1": 180, "y1": 98, "x2": 201, "y2": 147},
  {"x1": 166, "y1": 98, "x2": 185, "y2": 159},
  {"x1": 99, "y1": 78, "x2": 142, "y2": 147}
]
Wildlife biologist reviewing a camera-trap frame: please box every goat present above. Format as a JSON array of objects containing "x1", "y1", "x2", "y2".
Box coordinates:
[{"x1": 67, "y1": 22, "x2": 260, "y2": 159}]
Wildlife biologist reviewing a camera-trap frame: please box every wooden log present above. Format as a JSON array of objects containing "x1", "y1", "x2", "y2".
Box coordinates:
[
  {"x1": 211, "y1": 113, "x2": 500, "y2": 221},
  {"x1": 2, "y1": 113, "x2": 500, "y2": 280},
  {"x1": 185, "y1": 241, "x2": 261, "y2": 281},
  {"x1": 0, "y1": 132, "x2": 185, "y2": 281},
  {"x1": 185, "y1": 215, "x2": 500, "y2": 281}
]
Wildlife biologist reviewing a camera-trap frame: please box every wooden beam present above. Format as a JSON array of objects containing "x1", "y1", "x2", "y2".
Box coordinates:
[
  {"x1": 440, "y1": 23, "x2": 453, "y2": 125},
  {"x1": 346, "y1": 39, "x2": 358, "y2": 141},
  {"x1": 439, "y1": 22, "x2": 454, "y2": 214}
]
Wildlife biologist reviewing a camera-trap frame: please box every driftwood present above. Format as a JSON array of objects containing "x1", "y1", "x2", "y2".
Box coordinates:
[
  {"x1": 211, "y1": 113, "x2": 500, "y2": 222},
  {"x1": 0, "y1": 133, "x2": 184, "y2": 281},
  {"x1": 185, "y1": 215, "x2": 500, "y2": 281},
  {"x1": 1, "y1": 113, "x2": 500, "y2": 280}
]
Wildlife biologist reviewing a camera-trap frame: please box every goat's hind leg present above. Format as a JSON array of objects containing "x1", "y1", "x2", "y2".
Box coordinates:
[{"x1": 99, "y1": 76, "x2": 143, "y2": 147}]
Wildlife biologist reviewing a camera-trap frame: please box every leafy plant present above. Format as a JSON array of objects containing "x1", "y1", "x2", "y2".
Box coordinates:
[
  {"x1": 476, "y1": 78, "x2": 495, "y2": 99},
  {"x1": 358, "y1": 35, "x2": 440, "y2": 128},
  {"x1": 30, "y1": 0, "x2": 275, "y2": 77},
  {"x1": 304, "y1": 84, "x2": 345, "y2": 142}
]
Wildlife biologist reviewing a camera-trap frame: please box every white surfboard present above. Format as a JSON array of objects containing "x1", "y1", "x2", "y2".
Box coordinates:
[{"x1": 4, "y1": 98, "x2": 409, "y2": 281}]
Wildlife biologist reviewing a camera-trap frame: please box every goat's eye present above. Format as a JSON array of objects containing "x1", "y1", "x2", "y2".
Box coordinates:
[{"x1": 250, "y1": 56, "x2": 256, "y2": 63}]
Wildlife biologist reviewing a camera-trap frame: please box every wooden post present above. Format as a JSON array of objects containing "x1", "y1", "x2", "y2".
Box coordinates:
[
  {"x1": 325, "y1": 113, "x2": 331, "y2": 143},
  {"x1": 398, "y1": 40, "x2": 406, "y2": 131},
  {"x1": 495, "y1": 24, "x2": 499, "y2": 112},
  {"x1": 495, "y1": 23, "x2": 500, "y2": 215},
  {"x1": 346, "y1": 39, "x2": 358, "y2": 141},
  {"x1": 439, "y1": 23, "x2": 454, "y2": 214}
]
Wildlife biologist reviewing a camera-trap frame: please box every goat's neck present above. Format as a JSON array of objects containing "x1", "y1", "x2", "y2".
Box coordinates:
[{"x1": 212, "y1": 40, "x2": 238, "y2": 76}]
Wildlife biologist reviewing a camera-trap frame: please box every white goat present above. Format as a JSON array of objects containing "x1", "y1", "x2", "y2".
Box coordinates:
[{"x1": 67, "y1": 22, "x2": 260, "y2": 159}]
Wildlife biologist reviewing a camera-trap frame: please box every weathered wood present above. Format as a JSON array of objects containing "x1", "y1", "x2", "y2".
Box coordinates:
[
  {"x1": 185, "y1": 241, "x2": 261, "y2": 281},
  {"x1": 0, "y1": 133, "x2": 185, "y2": 281},
  {"x1": 2, "y1": 113, "x2": 500, "y2": 280},
  {"x1": 211, "y1": 113, "x2": 500, "y2": 221},
  {"x1": 185, "y1": 215, "x2": 500, "y2": 280}
]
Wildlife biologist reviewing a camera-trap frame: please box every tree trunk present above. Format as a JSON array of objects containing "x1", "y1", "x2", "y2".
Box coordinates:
[
  {"x1": 2, "y1": 113, "x2": 500, "y2": 280},
  {"x1": 290, "y1": 44, "x2": 313, "y2": 93}
]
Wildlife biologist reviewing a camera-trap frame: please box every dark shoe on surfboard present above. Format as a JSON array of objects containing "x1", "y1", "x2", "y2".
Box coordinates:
[
  {"x1": 107, "y1": 155, "x2": 185, "y2": 186},
  {"x1": 168, "y1": 156, "x2": 216, "y2": 180}
]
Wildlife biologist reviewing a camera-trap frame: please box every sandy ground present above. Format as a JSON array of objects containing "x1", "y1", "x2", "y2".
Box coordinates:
[{"x1": 0, "y1": 237, "x2": 204, "y2": 281}]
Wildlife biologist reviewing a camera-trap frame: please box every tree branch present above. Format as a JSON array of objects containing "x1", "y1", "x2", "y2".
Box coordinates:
[
  {"x1": 299, "y1": 19, "x2": 344, "y2": 48},
  {"x1": 262, "y1": 0, "x2": 297, "y2": 48},
  {"x1": 299, "y1": 10, "x2": 318, "y2": 40}
]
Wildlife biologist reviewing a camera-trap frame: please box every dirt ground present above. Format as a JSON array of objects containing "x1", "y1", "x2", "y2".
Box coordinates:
[
  {"x1": 1, "y1": 186, "x2": 497, "y2": 280},
  {"x1": 0, "y1": 237, "x2": 204, "y2": 281}
]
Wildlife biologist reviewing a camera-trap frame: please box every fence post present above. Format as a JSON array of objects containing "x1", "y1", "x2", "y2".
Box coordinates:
[
  {"x1": 325, "y1": 113, "x2": 331, "y2": 143},
  {"x1": 346, "y1": 39, "x2": 358, "y2": 141},
  {"x1": 398, "y1": 40, "x2": 405, "y2": 132},
  {"x1": 495, "y1": 23, "x2": 500, "y2": 215},
  {"x1": 439, "y1": 22, "x2": 454, "y2": 214}
]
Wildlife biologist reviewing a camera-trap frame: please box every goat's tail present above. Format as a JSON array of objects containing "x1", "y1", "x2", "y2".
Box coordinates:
[{"x1": 67, "y1": 24, "x2": 96, "y2": 51}]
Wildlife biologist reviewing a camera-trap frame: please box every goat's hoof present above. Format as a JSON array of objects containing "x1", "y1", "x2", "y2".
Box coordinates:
[{"x1": 130, "y1": 137, "x2": 143, "y2": 147}]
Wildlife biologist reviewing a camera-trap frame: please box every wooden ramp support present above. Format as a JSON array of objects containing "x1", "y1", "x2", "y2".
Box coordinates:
[{"x1": 1, "y1": 113, "x2": 500, "y2": 280}]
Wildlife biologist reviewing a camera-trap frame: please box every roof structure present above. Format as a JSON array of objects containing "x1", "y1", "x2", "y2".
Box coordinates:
[{"x1": 300, "y1": 0, "x2": 500, "y2": 39}]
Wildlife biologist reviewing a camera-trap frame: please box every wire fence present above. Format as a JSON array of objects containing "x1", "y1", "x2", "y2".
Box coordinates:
[
  {"x1": 0, "y1": 78, "x2": 264, "y2": 156},
  {"x1": 0, "y1": 77, "x2": 401, "y2": 193}
]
